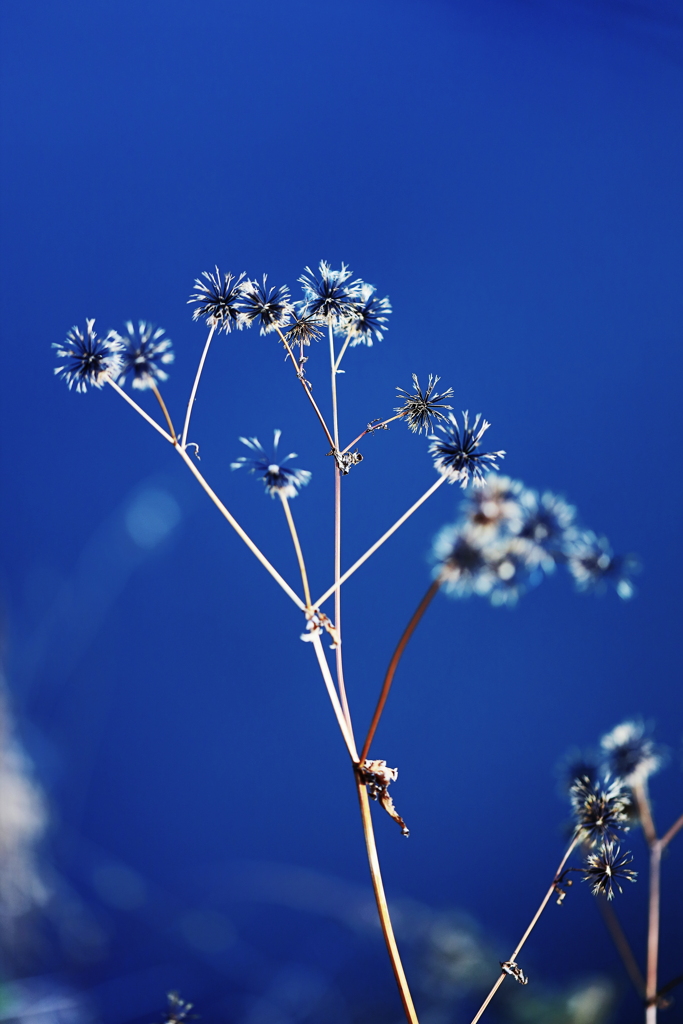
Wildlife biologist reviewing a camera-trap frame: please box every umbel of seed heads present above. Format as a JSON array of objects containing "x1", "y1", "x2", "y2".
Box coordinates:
[
  {"x1": 430, "y1": 474, "x2": 638, "y2": 607},
  {"x1": 568, "y1": 775, "x2": 637, "y2": 902}
]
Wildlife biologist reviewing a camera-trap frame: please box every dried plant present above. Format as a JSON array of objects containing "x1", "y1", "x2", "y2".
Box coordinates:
[{"x1": 54, "y1": 260, "x2": 649, "y2": 1023}]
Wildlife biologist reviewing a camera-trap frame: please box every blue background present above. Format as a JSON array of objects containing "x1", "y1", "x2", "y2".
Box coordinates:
[{"x1": 1, "y1": 1, "x2": 682, "y2": 1021}]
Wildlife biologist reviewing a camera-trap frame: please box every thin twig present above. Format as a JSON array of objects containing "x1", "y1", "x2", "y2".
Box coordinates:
[
  {"x1": 333, "y1": 328, "x2": 353, "y2": 372},
  {"x1": 279, "y1": 493, "x2": 312, "y2": 609},
  {"x1": 106, "y1": 378, "x2": 174, "y2": 443},
  {"x1": 658, "y1": 974, "x2": 683, "y2": 999},
  {"x1": 596, "y1": 895, "x2": 645, "y2": 997},
  {"x1": 360, "y1": 579, "x2": 441, "y2": 764},
  {"x1": 310, "y1": 633, "x2": 358, "y2": 761},
  {"x1": 175, "y1": 446, "x2": 305, "y2": 611},
  {"x1": 334, "y1": 465, "x2": 352, "y2": 728},
  {"x1": 274, "y1": 325, "x2": 336, "y2": 449},
  {"x1": 150, "y1": 381, "x2": 178, "y2": 443},
  {"x1": 340, "y1": 414, "x2": 403, "y2": 455},
  {"x1": 470, "y1": 836, "x2": 581, "y2": 1024},
  {"x1": 355, "y1": 777, "x2": 420, "y2": 1024},
  {"x1": 313, "y1": 475, "x2": 447, "y2": 609},
  {"x1": 182, "y1": 323, "x2": 216, "y2": 448},
  {"x1": 659, "y1": 811, "x2": 683, "y2": 850}
]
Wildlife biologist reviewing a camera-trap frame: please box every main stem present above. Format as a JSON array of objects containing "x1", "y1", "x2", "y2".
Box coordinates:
[
  {"x1": 360, "y1": 579, "x2": 441, "y2": 764},
  {"x1": 356, "y1": 777, "x2": 420, "y2": 1024},
  {"x1": 646, "y1": 845, "x2": 661, "y2": 1023},
  {"x1": 470, "y1": 836, "x2": 580, "y2": 1024}
]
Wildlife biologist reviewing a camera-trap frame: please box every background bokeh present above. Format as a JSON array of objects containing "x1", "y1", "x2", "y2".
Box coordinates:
[{"x1": 1, "y1": 1, "x2": 682, "y2": 1021}]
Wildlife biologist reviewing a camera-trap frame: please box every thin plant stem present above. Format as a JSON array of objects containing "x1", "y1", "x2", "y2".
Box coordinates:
[
  {"x1": 106, "y1": 378, "x2": 174, "y2": 443},
  {"x1": 279, "y1": 492, "x2": 312, "y2": 609},
  {"x1": 310, "y1": 633, "x2": 358, "y2": 761},
  {"x1": 646, "y1": 844, "x2": 662, "y2": 1022},
  {"x1": 150, "y1": 381, "x2": 178, "y2": 443},
  {"x1": 470, "y1": 836, "x2": 581, "y2": 1024},
  {"x1": 335, "y1": 465, "x2": 352, "y2": 728},
  {"x1": 633, "y1": 781, "x2": 658, "y2": 846},
  {"x1": 333, "y1": 328, "x2": 353, "y2": 372},
  {"x1": 274, "y1": 325, "x2": 336, "y2": 449},
  {"x1": 175, "y1": 445, "x2": 305, "y2": 611},
  {"x1": 340, "y1": 414, "x2": 403, "y2": 455},
  {"x1": 329, "y1": 322, "x2": 340, "y2": 449},
  {"x1": 360, "y1": 578, "x2": 441, "y2": 764},
  {"x1": 596, "y1": 896, "x2": 645, "y2": 997},
  {"x1": 313, "y1": 475, "x2": 447, "y2": 609},
  {"x1": 660, "y1": 810, "x2": 683, "y2": 849},
  {"x1": 182, "y1": 323, "x2": 216, "y2": 448},
  {"x1": 355, "y1": 777, "x2": 420, "y2": 1024}
]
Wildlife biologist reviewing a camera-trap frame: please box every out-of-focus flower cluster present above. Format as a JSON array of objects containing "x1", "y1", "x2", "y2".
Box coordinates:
[{"x1": 432, "y1": 475, "x2": 638, "y2": 606}]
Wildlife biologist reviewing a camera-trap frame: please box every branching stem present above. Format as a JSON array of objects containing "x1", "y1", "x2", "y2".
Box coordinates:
[
  {"x1": 150, "y1": 381, "x2": 178, "y2": 442},
  {"x1": 279, "y1": 493, "x2": 312, "y2": 609},
  {"x1": 274, "y1": 325, "x2": 336, "y2": 449},
  {"x1": 314, "y1": 475, "x2": 447, "y2": 609},
  {"x1": 470, "y1": 836, "x2": 581, "y2": 1024},
  {"x1": 106, "y1": 378, "x2": 174, "y2": 443},
  {"x1": 360, "y1": 578, "x2": 441, "y2": 763},
  {"x1": 310, "y1": 633, "x2": 358, "y2": 762},
  {"x1": 340, "y1": 414, "x2": 403, "y2": 455},
  {"x1": 596, "y1": 896, "x2": 645, "y2": 997}
]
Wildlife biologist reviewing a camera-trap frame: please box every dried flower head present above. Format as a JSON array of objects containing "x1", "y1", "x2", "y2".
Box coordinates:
[
  {"x1": 153, "y1": 991, "x2": 197, "y2": 1024},
  {"x1": 557, "y1": 748, "x2": 600, "y2": 794},
  {"x1": 241, "y1": 276, "x2": 293, "y2": 334},
  {"x1": 285, "y1": 310, "x2": 325, "y2": 347},
  {"x1": 297, "y1": 261, "x2": 361, "y2": 323},
  {"x1": 568, "y1": 532, "x2": 638, "y2": 600},
  {"x1": 395, "y1": 374, "x2": 454, "y2": 435},
  {"x1": 357, "y1": 760, "x2": 409, "y2": 836},
  {"x1": 583, "y1": 842, "x2": 637, "y2": 900},
  {"x1": 487, "y1": 538, "x2": 540, "y2": 607},
  {"x1": 53, "y1": 319, "x2": 123, "y2": 392},
  {"x1": 570, "y1": 776, "x2": 630, "y2": 845},
  {"x1": 463, "y1": 475, "x2": 525, "y2": 535},
  {"x1": 429, "y1": 412, "x2": 505, "y2": 488},
  {"x1": 600, "y1": 720, "x2": 663, "y2": 786},
  {"x1": 188, "y1": 267, "x2": 246, "y2": 332},
  {"x1": 518, "y1": 490, "x2": 576, "y2": 562},
  {"x1": 432, "y1": 523, "x2": 493, "y2": 597},
  {"x1": 115, "y1": 321, "x2": 174, "y2": 390},
  {"x1": 339, "y1": 283, "x2": 392, "y2": 346},
  {"x1": 231, "y1": 430, "x2": 311, "y2": 498}
]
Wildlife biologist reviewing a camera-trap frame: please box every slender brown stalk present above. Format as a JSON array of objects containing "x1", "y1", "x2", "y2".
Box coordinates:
[
  {"x1": 150, "y1": 381, "x2": 178, "y2": 443},
  {"x1": 596, "y1": 896, "x2": 645, "y2": 997},
  {"x1": 279, "y1": 493, "x2": 312, "y2": 609},
  {"x1": 310, "y1": 633, "x2": 358, "y2": 762},
  {"x1": 470, "y1": 836, "x2": 581, "y2": 1024},
  {"x1": 646, "y1": 844, "x2": 661, "y2": 1023},
  {"x1": 182, "y1": 323, "x2": 216, "y2": 448},
  {"x1": 360, "y1": 579, "x2": 441, "y2": 764},
  {"x1": 313, "y1": 475, "x2": 447, "y2": 609},
  {"x1": 659, "y1": 810, "x2": 683, "y2": 850},
  {"x1": 633, "y1": 781, "x2": 658, "y2": 847},
  {"x1": 334, "y1": 466, "x2": 352, "y2": 727},
  {"x1": 356, "y1": 777, "x2": 420, "y2": 1024},
  {"x1": 274, "y1": 325, "x2": 336, "y2": 449}
]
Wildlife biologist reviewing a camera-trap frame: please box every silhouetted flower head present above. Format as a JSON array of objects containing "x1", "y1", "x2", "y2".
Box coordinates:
[
  {"x1": 339, "y1": 283, "x2": 392, "y2": 346},
  {"x1": 153, "y1": 992, "x2": 197, "y2": 1024},
  {"x1": 231, "y1": 430, "x2": 311, "y2": 498},
  {"x1": 115, "y1": 321, "x2": 174, "y2": 390},
  {"x1": 432, "y1": 523, "x2": 493, "y2": 597},
  {"x1": 189, "y1": 267, "x2": 246, "y2": 332},
  {"x1": 463, "y1": 475, "x2": 525, "y2": 535},
  {"x1": 395, "y1": 374, "x2": 454, "y2": 435},
  {"x1": 241, "y1": 276, "x2": 293, "y2": 334},
  {"x1": 429, "y1": 412, "x2": 505, "y2": 488},
  {"x1": 600, "y1": 720, "x2": 663, "y2": 786},
  {"x1": 285, "y1": 310, "x2": 325, "y2": 347},
  {"x1": 570, "y1": 776, "x2": 630, "y2": 845},
  {"x1": 519, "y1": 490, "x2": 576, "y2": 562},
  {"x1": 297, "y1": 261, "x2": 361, "y2": 323},
  {"x1": 568, "y1": 532, "x2": 638, "y2": 600},
  {"x1": 53, "y1": 319, "x2": 123, "y2": 392},
  {"x1": 583, "y1": 842, "x2": 636, "y2": 900}
]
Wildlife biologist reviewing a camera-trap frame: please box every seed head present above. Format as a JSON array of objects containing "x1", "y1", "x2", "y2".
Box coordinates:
[
  {"x1": 115, "y1": 321, "x2": 174, "y2": 390},
  {"x1": 241, "y1": 276, "x2": 293, "y2": 334},
  {"x1": 395, "y1": 374, "x2": 454, "y2": 435},
  {"x1": 339, "y1": 283, "x2": 392, "y2": 346},
  {"x1": 188, "y1": 267, "x2": 246, "y2": 332},
  {"x1": 231, "y1": 430, "x2": 311, "y2": 499},
  {"x1": 583, "y1": 842, "x2": 637, "y2": 900},
  {"x1": 297, "y1": 261, "x2": 361, "y2": 323},
  {"x1": 429, "y1": 412, "x2": 505, "y2": 488},
  {"x1": 570, "y1": 776, "x2": 630, "y2": 845},
  {"x1": 600, "y1": 720, "x2": 663, "y2": 786},
  {"x1": 53, "y1": 319, "x2": 123, "y2": 392}
]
